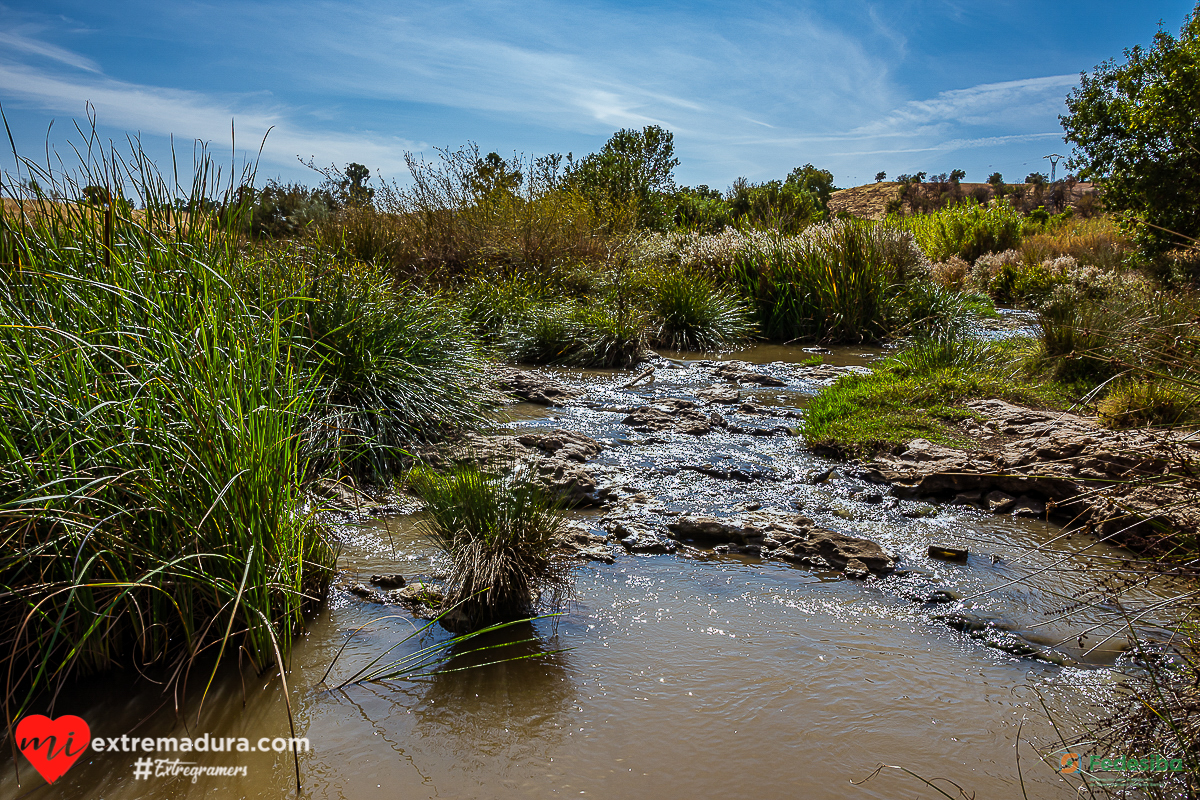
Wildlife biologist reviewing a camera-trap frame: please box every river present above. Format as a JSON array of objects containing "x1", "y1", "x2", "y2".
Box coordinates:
[{"x1": 5, "y1": 343, "x2": 1179, "y2": 799}]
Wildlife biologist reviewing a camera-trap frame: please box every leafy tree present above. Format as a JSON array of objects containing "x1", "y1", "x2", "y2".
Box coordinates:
[
  {"x1": 1061, "y1": 2, "x2": 1200, "y2": 255},
  {"x1": 874, "y1": 171, "x2": 887, "y2": 182},
  {"x1": 1025, "y1": 172, "x2": 1048, "y2": 186},
  {"x1": 568, "y1": 125, "x2": 680, "y2": 229},
  {"x1": 785, "y1": 163, "x2": 836, "y2": 212},
  {"x1": 471, "y1": 152, "x2": 523, "y2": 197},
  {"x1": 950, "y1": 169, "x2": 966, "y2": 183},
  {"x1": 341, "y1": 162, "x2": 375, "y2": 207},
  {"x1": 988, "y1": 172, "x2": 1004, "y2": 186}
]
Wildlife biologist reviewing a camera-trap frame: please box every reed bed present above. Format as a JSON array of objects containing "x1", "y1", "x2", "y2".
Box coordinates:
[{"x1": 0, "y1": 133, "x2": 486, "y2": 720}]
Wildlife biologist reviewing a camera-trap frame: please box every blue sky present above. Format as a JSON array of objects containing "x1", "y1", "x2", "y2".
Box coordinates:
[{"x1": 0, "y1": 1, "x2": 1194, "y2": 191}]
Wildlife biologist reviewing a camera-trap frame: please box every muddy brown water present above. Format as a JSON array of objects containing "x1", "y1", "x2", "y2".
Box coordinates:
[{"x1": 5, "y1": 343, "x2": 1181, "y2": 800}]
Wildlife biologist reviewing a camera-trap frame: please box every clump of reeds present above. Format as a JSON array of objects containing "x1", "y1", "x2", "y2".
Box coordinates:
[
  {"x1": 0, "y1": 138, "x2": 337, "y2": 720},
  {"x1": 645, "y1": 268, "x2": 754, "y2": 351},
  {"x1": 895, "y1": 199, "x2": 1024, "y2": 263},
  {"x1": 0, "y1": 127, "x2": 491, "y2": 719},
  {"x1": 727, "y1": 219, "x2": 927, "y2": 343},
  {"x1": 408, "y1": 464, "x2": 572, "y2": 632}
]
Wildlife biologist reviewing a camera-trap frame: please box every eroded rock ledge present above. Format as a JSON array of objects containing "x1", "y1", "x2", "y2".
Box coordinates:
[{"x1": 863, "y1": 399, "x2": 1200, "y2": 550}]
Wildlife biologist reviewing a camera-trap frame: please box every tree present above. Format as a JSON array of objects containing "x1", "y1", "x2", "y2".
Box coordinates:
[
  {"x1": 1061, "y1": 2, "x2": 1200, "y2": 255},
  {"x1": 341, "y1": 162, "x2": 375, "y2": 207},
  {"x1": 874, "y1": 171, "x2": 887, "y2": 182},
  {"x1": 784, "y1": 163, "x2": 836, "y2": 213},
  {"x1": 1025, "y1": 172, "x2": 1048, "y2": 186},
  {"x1": 568, "y1": 125, "x2": 680, "y2": 229},
  {"x1": 471, "y1": 152, "x2": 523, "y2": 197},
  {"x1": 988, "y1": 172, "x2": 1004, "y2": 186},
  {"x1": 950, "y1": 169, "x2": 966, "y2": 183}
]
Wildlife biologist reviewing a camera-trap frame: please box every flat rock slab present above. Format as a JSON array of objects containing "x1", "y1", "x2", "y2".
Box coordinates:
[
  {"x1": 666, "y1": 512, "x2": 896, "y2": 577},
  {"x1": 451, "y1": 429, "x2": 607, "y2": 506},
  {"x1": 494, "y1": 367, "x2": 583, "y2": 406},
  {"x1": 622, "y1": 405, "x2": 713, "y2": 436},
  {"x1": 864, "y1": 399, "x2": 1200, "y2": 549}
]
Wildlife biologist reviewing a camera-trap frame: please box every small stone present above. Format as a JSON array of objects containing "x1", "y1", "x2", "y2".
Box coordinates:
[
  {"x1": 928, "y1": 545, "x2": 969, "y2": 562},
  {"x1": 986, "y1": 490, "x2": 1017, "y2": 513},
  {"x1": 370, "y1": 574, "x2": 406, "y2": 589},
  {"x1": 952, "y1": 490, "x2": 982, "y2": 506},
  {"x1": 1011, "y1": 496, "x2": 1045, "y2": 517},
  {"x1": 901, "y1": 504, "x2": 938, "y2": 518}
]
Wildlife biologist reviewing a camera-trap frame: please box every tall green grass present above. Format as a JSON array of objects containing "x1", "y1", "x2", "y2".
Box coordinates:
[
  {"x1": 727, "y1": 220, "x2": 927, "y2": 343},
  {"x1": 409, "y1": 464, "x2": 571, "y2": 632},
  {"x1": 896, "y1": 199, "x2": 1024, "y2": 263},
  {"x1": 0, "y1": 132, "x2": 485, "y2": 717}
]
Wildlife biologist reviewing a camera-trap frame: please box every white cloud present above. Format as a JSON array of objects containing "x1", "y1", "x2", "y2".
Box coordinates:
[
  {"x1": 0, "y1": 31, "x2": 100, "y2": 73},
  {"x1": 851, "y1": 74, "x2": 1079, "y2": 138},
  {"x1": 0, "y1": 62, "x2": 418, "y2": 177}
]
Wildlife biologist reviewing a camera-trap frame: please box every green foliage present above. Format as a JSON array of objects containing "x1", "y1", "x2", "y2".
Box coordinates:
[
  {"x1": 409, "y1": 464, "x2": 570, "y2": 632},
  {"x1": 294, "y1": 262, "x2": 489, "y2": 478},
  {"x1": 728, "y1": 220, "x2": 922, "y2": 343},
  {"x1": 646, "y1": 269, "x2": 754, "y2": 351},
  {"x1": 341, "y1": 162, "x2": 375, "y2": 207},
  {"x1": 673, "y1": 185, "x2": 732, "y2": 233},
  {"x1": 250, "y1": 180, "x2": 336, "y2": 238},
  {"x1": 471, "y1": 152, "x2": 524, "y2": 197},
  {"x1": 568, "y1": 125, "x2": 680, "y2": 230},
  {"x1": 1061, "y1": 3, "x2": 1200, "y2": 260},
  {"x1": 0, "y1": 135, "x2": 492, "y2": 711},
  {"x1": 728, "y1": 179, "x2": 824, "y2": 234},
  {"x1": 987, "y1": 259, "x2": 1066, "y2": 306},
  {"x1": 1098, "y1": 379, "x2": 1200, "y2": 429},
  {"x1": 0, "y1": 181, "x2": 338, "y2": 714},
  {"x1": 801, "y1": 335, "x2": 1049, "y2": 456},
  {"x1": 785, "y1": 163, "x2": 836, "y2": 211},
  {"x1": 888, "y1": 281, "x2": 997, "y2": 337},
  {"x1": 896, "y1": 200, "x2": 1024, "y2": 263}
]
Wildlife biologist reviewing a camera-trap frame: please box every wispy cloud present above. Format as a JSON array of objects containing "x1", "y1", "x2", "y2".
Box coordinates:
[
  {"x1": 0, "y1": 0, "x2": 1092, "y2": 186},
  {"x1": 0, "y1": 30, "x2": 100, "y2": 73},
  {"x1": 851, "y1": 74, "x2": 1079, "y2": 138},
  {"x1": 0, "y1": 61, "x2": 418, "y2": 176}
]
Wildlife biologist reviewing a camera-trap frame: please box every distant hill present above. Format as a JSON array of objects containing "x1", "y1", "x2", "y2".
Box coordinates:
[{"x1": 828, "y1": 181, "x2": 1099, "y2": 220}]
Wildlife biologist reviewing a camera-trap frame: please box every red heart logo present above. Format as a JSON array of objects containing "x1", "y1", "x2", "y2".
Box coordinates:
[{"x1": 16, "y1": 715, "x2": 91, "y2": 784}]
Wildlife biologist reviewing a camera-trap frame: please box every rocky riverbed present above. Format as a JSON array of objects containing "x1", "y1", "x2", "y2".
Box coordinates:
[{"x1": 327, "y1": 348, "x2": 1191, "y2": 668}]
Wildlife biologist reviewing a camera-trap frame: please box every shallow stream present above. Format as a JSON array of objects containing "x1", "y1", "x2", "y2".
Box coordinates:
[{"x1": 6, "y1": 342, "x2": 1181, "y2": 800}]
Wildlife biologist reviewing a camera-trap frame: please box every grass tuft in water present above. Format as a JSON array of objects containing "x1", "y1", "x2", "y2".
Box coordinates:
[{"x1": 409, "y1": 464, "x2": 572, "y2": 633}]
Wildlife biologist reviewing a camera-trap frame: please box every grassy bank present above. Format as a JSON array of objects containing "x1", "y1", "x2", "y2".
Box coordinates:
[{"x1": 0, "y1": 142, "x2": 489, "y2": 718}]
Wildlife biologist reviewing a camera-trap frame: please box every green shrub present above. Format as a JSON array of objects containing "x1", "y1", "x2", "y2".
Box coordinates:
[
  {"x1": 728, "y1": 220, "x2": 926, "y2": 343},
  {"x1": 897, "y1": 200, "x2": 1024, "y2": 263},
  {"x1": 1098, "y1": 380, "x2": 1200, "y2": 428},
  {"x1": 646, "y1": 269, "x2": 754, "y2": 351},
  {"x1": 887, "y1": 281, "x2": 996, "y2": 337},
  {"x1": 0, "y1": 201, "x2": 337, "y2": 714},
  {"x1": 409, "y1": 464, "x2": 571, "y2": 632},
  {"x1": 296, "y1": 262, "x2": 489, "y2": 478}
]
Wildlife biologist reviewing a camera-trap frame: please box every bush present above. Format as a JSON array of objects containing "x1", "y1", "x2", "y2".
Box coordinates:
[
  {"x1": 294, "y1": 261, "x2": 490, "y2": 478},
  {"x1": 897, "y1": 200, "x2": 1024, "y2": 263},
  {"x1": 1098, "y1": 379, "x2": 1200, "y2": 429},
  {"x1": 0, "y1": 179, "x2": 338, "y2": 713},
  {"x1": 646, "y1": 269, "x2": 754, "y2": 351},
  {"x1": 727, "y1": 220, "x2": 927, "y2": 343},
  {"x1": 409, "y1": 464, "x2": 571, "y2": 632}
]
